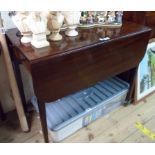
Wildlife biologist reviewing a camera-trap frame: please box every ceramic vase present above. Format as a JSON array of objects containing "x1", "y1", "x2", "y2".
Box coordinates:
[
  {"x1": 40, "y1": 11, "x2": 51, "y2": 35},
  {"x1": 26, "y1": 12, "x2": 49, "y2": 48},
  {"x1": 11, "y1": 11, "x2": 32, "y2": 43},
  {"x1": 47, "y1": 12, "x2": 64, "y2": 41},
  {"x1": 62, "y1": 11, "x2": 81, "y2": 37}
]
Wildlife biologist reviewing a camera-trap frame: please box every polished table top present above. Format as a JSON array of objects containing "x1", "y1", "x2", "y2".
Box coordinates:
[
  {"x1": 6, "y1": 22, "x2": 151, "y2": 63},
  {"x1": 6, "y1": 21, "x2": 151, "y2": 103},
  {"x1": 6, "y1": 21, "x2": 151, "y2": 142}
]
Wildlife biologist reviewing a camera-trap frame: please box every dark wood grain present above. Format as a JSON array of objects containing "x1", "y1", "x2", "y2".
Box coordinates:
[
  {"x1": 123, "y1": 11, "x2": 146, "y2": 24},
  {"x1": 6, "y1": 22, "x2": 151, "y2": 63},
  {"x1": 6, "y1": 20, "x2": 151, "y2": 143},
  {"x1": 124, "y1": 11, "x2": 155, "y2": 38},
  {"x1": 145, "y1": 12, "x2": 155, "y2": 38},
  {"x1": 31, "y1": 30, "x2": 150, "y2": 103}
]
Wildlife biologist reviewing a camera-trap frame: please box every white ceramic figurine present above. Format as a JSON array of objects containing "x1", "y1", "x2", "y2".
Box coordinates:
[
  {"x1": 40, "y1": 11, "x2": 51, "y2": 35},
  {"x1": 62, "y1": 11, "x2": 81, "y2": 37},
  {"x1": 26, "y1": 12, "x2": 49, "y2": 48},
  {"x1": 47, "y1": 12, "x2": 64, "y2": 41},
  {"x1": 11, "y1": 11, "x2": 32, "y2": 43},
  {"x1": 107, "y1": 11, "x2": 116, "y2": 23}
]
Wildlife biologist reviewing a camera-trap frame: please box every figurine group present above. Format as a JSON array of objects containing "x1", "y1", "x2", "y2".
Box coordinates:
[
  {"x1": 80, "y1": 11, "x2": 123, "y2": 25},
  {"x1": 10, "y1": 11, "x2": 123, "y2": 49},
  {"x1": 10, "y1": 11, "x2": 81, "y2": 48}
]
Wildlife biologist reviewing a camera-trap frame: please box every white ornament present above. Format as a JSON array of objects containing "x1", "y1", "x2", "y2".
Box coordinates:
[
  {"x1": 40, "y1": 11, "x2": 51, "y2": 35},
  {"x1": 62, "y1": 11, "x2": 81, "y2": 37},
  {"x1": 48, "y1": 12, "x2": 64, "y2": 41},
  {"x1": 11, "y1": 11, "x2": 32, "y2": 43},
  {"x1": 27, "y1": 12, "x2": 49, "y2": 48}
]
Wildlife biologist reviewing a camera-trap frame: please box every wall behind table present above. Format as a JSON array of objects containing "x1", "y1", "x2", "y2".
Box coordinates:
[{"x1": 0, "y1": 11, "x2": 34, "y2": 113}]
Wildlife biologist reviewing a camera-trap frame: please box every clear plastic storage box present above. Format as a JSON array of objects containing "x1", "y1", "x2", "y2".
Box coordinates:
[{"x1": 31, "y1": 77, "x2": 129, "y2": 142}]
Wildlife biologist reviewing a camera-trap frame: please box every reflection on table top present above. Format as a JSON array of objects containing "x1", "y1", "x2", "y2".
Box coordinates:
[{"x1": 6, "y1": 21, "x2": 150, "y2": 62}]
